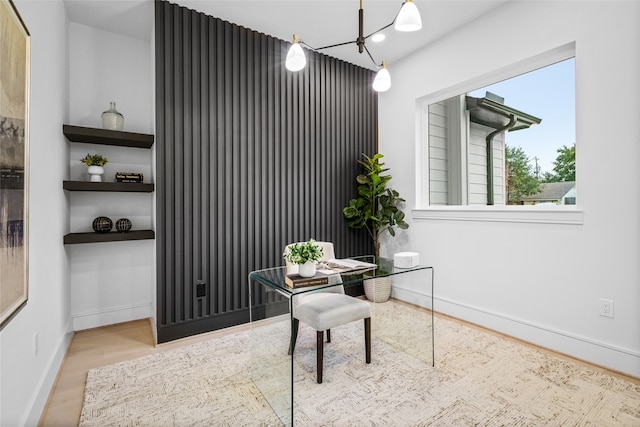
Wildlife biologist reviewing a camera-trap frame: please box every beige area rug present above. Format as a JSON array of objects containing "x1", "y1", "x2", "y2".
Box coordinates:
[{"x1": 80, "y1": 301, "x2": 640, "y2": 426}]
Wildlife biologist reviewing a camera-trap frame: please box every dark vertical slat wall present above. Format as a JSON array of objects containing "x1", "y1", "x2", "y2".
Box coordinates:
[{"x1": 155, "y1": 1, "x2": 377, "y2": 343}]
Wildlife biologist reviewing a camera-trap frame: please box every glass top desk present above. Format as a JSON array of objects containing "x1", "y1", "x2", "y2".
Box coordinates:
[{"x1": 248, "y1": 256, "x2": 434, "y2": 426}]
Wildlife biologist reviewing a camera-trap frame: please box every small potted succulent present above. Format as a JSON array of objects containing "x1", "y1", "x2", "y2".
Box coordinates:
[
  {"x1": 283, "y1": 239, "x2": 324, "y2": 277},
  {"x1": 81, "y1": 153, "x2": 108, "y2": 182}
]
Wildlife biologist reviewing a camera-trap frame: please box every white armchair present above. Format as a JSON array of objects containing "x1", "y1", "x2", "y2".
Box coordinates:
[{"x1": 284, "y1": 241, "x2": 371, "y2": 383}]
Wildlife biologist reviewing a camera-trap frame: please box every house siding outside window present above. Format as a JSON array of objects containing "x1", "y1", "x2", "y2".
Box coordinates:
[{"x1": 428, "y1": 97, "x2": 505, "y2": 206}]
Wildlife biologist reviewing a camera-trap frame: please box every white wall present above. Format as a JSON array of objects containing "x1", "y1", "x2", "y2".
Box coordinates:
[
  {"x1": 380, "y1": 1, "x2": 640, "y2": 377},
  {"x1": 0, "y1": 9, "x2": 156, "y2": 425},
  {"x1": 68, "y1": 23, "x2": 153, "y2": 134},
  {"x1": 0, "y1": 1, "x2": 71, "y2": 425},
  {"x1": 67, "y1": 23, "x2": 155, "y2": 331}
]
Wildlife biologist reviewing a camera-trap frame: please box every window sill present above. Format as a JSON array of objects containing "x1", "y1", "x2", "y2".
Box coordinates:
[{"x1": 412, "y1": 206, "x2": 584, "y2": 225}]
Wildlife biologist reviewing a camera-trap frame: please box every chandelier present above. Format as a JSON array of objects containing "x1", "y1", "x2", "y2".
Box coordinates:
[{"x1": 285, "y1": 0, "x2": 423, "y2": 92}]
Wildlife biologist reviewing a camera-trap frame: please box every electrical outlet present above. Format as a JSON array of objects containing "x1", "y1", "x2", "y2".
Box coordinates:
[
  {"x1": 34, "y1": 332, "x2": 39, "y2": 356},
  {"x1": 196, "y1": 281, "x2": 206, "y2": 298},
  {"x1": 598, "y1": 298, "x2": 614, "y2": 318}
]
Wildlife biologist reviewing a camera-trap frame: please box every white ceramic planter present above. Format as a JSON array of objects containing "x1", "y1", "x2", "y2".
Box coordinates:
[
  {"x1": 363, "y1": 275, "x2": 392, "y2": 303},
  {"x1": 87, "y1": 165, "x2": 105, "y2": 182},
  {"x1": 298, "y1": 261, "x2": 316, "y2": 278}
]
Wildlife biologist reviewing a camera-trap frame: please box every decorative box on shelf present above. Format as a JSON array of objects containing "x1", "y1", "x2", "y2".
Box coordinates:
[{"x1": 115, "y1": 172, "x2": 143, "y2": 183}]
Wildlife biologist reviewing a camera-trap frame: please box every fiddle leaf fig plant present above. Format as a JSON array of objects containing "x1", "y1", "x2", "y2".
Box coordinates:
[
  {"x1": 80, "y1": 153, "x2": 108, "y2": 167},
  {"x1": 343, "y1": 153, "x2": 408, "y2": 257},
  {"x1": 282, "y1": 239, "x2": 324, "y2": 265}
]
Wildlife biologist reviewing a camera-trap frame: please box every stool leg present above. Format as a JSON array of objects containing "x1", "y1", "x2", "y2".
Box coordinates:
[
  {"x1": 364, "y1": 317, "x2": 371, "y2": 364},
  {"x1": 326, "y1": 329, "x2": 331, "y2": 343},
  {"x1": 317, "y1": 330, "x2": 324, "y2": 384}
]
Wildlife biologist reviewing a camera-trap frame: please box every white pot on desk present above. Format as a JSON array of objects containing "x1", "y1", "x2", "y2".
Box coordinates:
[{"x1": 298, "y1": 261, "x2": 316, "y2": 278}]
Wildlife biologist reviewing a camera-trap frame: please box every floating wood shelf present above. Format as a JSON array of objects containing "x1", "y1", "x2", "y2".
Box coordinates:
[
  {"x1": 63, "y1": 125, "x2": 155, "y2": 245},
  {"x1": 64, "y1": 230, "x2": 155, "y2": 244},
  {"x1": 63, "y1": 181, "x2": 154, "y2": 192},
  {"x1": 63, "y1": 124, "x2": 154, "y2": 148}
]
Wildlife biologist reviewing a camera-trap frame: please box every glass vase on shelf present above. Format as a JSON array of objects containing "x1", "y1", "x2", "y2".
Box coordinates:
[{"x1": 101, "y1": 101, "x2": 124, "y2": 130}]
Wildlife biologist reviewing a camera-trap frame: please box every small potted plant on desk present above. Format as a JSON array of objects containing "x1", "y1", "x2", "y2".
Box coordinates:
[
  {"x1": 282, "y1": 239, "x2": 324, "y2": 277},
  {"x1": 343, "y1": 153, "x2": 409, "y2": 302},
  {"x1": 81, "y1": 153, "x2": 108, "y2": 182}
]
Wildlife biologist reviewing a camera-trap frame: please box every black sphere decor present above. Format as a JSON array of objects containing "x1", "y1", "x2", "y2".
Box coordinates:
[
  {"x1": 92, "y1": 216, "x2": 113, "y2": 233},
  {"x1": 115, "y1": 218, "x2": 132, "y2": 233}
]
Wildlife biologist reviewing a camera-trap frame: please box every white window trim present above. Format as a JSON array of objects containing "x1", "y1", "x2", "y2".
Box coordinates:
[
  {"x1": 414, "y1": 42, "x2": 581, "y2": 225},
  {"x1": 412, "y1": 205, "x2": 583, "y2": 225}
]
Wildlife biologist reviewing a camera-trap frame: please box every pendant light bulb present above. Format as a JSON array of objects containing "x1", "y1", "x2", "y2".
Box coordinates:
[
  {"x1": 286, "y1": 34, "x2": 306, "y2": 72},
  {"x1": 394, "y1": 0, "x2": 422, "y2": 32},
  {"x1": 372, "y1": 61, "x2": 391, "y2": 92}
]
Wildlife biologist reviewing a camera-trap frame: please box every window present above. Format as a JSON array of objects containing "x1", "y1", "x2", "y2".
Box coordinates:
[{"x1": 422, "y1": 52, "x2": 576, "y2": 208}]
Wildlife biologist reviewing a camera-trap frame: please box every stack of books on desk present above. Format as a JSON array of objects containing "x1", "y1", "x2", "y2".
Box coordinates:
[
  {"x1": 285, "y1": 272, "x2": 330, "y2": 288},
  {"x1": 285, "y1": 258, "x2": 378, "y2": 288}
]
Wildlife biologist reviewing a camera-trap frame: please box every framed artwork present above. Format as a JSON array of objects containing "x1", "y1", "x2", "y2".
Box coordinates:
[{"x1": 0, "y1": 0, "x2": 30, "y2": 328}]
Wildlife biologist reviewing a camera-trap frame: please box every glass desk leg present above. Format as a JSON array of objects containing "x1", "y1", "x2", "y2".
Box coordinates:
[
  {"x1": 249, "y1": 276, "x2": 292, "y2": 426},
  {"x1": 371, "y1": 267, "x2": 434, "y2": 366}
]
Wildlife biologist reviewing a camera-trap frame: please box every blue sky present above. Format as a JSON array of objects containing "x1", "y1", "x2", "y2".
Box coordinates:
[{"x1": 469, "y1": 58, "x2": 575, "y2": 176}]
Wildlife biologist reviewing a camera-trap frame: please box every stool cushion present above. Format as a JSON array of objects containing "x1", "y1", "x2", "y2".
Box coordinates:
[{"x1": 294, "y1": 293, "x2": 371, "y2": 331}]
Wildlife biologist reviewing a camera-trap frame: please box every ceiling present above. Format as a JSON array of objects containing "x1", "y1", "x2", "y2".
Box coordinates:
[{"x1": 64, "y1": 0, "x2": 509, "y2": 70}]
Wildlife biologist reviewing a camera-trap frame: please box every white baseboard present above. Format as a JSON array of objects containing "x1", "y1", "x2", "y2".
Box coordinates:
[
  {"x1": 392, "y1": 286, "x2": 640, "y2": 378},
  {"x1": 392, "y1": 284, "x2": 433, "y2": 309},
  {"x1": 72, "y1": 303, "x2": 153, "y2": 331},
  {"x1": 23, "y1": 320, "x2": 73, "y2": 427}
]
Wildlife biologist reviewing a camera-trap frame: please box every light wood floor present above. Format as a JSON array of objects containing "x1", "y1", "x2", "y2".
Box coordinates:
[
  {"x1": 38, "y1": 319, "x2": 252, "y2": 426},
  {"x1": 39, "y1": 311, "x2": 640, "y2": 426}
]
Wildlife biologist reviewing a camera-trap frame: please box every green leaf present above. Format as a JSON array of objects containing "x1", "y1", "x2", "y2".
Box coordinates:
[
  {"x1": 283, "y1": 239, "x2": 324, "y2": 264},
  {"x1": 342, "y1": 152, "x2": 410, "y2": 249}
]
